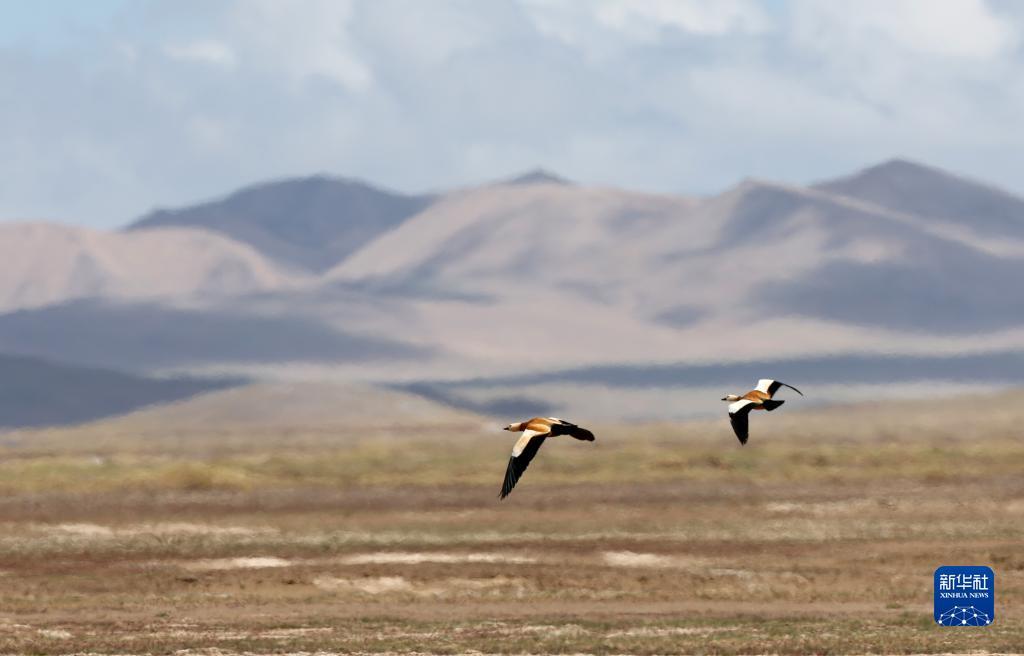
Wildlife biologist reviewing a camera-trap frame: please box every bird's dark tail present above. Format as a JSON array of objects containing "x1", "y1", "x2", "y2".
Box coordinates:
[
  {"x1": 567, "y1": 426, "x2": 595, "y2": 441},
  {"x1": 762, "y1": 399, "x2": 785, "y2": 411}
]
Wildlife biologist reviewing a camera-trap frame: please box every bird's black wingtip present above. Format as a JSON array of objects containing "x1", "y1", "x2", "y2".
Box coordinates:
[{"x1": 567, "y1": 426, "x2": 595, "y2": 442}]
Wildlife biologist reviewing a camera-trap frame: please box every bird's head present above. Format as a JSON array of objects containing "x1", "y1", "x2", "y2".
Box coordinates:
[
  {"x1": 721, "y1": 394, "x2": 740, "y2": 402},
  {"x1": 503, "y1": 422, "x2": 523, "y2": 431}
]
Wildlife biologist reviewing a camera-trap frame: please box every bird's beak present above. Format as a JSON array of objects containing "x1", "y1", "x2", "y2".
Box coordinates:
[
  {"x1": 720, "y1": 397, "x2": 728, "y2": 401},
  {"x1": 503, "y1": 426, "x2": 512, "y2": 431}
]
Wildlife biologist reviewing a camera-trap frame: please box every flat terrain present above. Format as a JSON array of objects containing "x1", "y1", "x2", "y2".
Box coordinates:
[{"x1": 0, "y1": 394, "x2": 1022, "y2": 654}]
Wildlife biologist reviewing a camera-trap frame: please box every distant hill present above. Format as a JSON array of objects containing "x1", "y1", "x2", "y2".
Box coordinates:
[
  {"x1": 317, "y1": 165, "x2": 1024, "y2": 381},
  {"x1": 2, "y1": 381, "x2": 490, "y2": 455},
  {"x1": 704, "y1": 179, "x2": 1024, "y2": 334},
  {"x1": 0, "y1": 353, "x2": 237, "y2": 430},
  {"x1": 0, "y1": 222, "x2": 301, "y2": 313},
  {"x1": 328, "y1": 182, "x2": 703, "y2": 300},
  {"x1": 403, "y1": 351, "x2": 1024, "y2": 422},
  {"x1": 0, "y1": 299, "x2": 427, "y2": 372},
  {"x1": 129, "y1": 176, "x2": 435, "y2": 272},
  {"x1": 331, "y1": 172, "x2": 1024, "y2": 337},
  {"x1": 504, "y1": 168, "x2": 572, "y2": 186},
  {"x1": 96, "y1": 381, "x2": 484, "y2": 433},
  {"x1": 4, "y1": 158, "x2": 1024, "y2": 424},
  {"x1": 815, "y1": 158, "x2": 1024, "y2": 238}
]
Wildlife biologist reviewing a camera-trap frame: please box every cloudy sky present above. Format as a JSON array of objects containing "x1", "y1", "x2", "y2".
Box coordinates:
[{"x1": 3, "y1": 0, "x2": 1024, "y2": 227}]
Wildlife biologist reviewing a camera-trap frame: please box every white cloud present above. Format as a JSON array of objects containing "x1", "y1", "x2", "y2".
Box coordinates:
[
  {"x1": 595, "y1": 0, "x2": 772, "y2": 39},
  {"x1": 2, "y1": 0, "x2": 1024, "y2": 227},
  {"x1": 164, "y1": 39, "x2": 236, "y2": 69},
  {"x1": 358, "y1": 0, "x2": 510, "y2": 68},
  {"x1": 792, "y1": 0, "x2": 1017, "y2": 59},
  {"x1": 523, "y1": 0, "x2": 771, "y2": 56},
  {"x1": 227, "y1": 0, "x2": 372, "y2": 91},
  {"x1": 685, "y1": 65, "x2": 883, "y2": 138},
  {"x1": 184, "y1": 116, "x2": 229, "y2": 151},
  {"x1": 779, "y1": 0, "x2": 1020, "y2": 147}
]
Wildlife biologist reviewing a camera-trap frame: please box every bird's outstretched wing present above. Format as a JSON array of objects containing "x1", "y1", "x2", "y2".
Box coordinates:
[
  {"x1": 566, "y1": 425, "x2": 595, "y2": 441},
  {"x1": 755, "y1": 379, "x2": 803, "y2": 398},
  {"x1": 499, "y1": 430, "x2": 548, "y2": 499},
  {"x1": 728, "y1": 399, "x2": 755, "y2": 445},
  {"x1": 547, "y1": 417, "x2": 595, "y2": 441}
]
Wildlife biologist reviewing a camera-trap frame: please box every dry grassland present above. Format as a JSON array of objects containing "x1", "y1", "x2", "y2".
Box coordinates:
[{"x1": 0, "y1": 393, "x2": 1021, "y2": 654}]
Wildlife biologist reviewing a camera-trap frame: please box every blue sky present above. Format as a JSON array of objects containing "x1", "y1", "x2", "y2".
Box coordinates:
[
  {"x1": 2, "y1": 0, "x2": 1024, "y2": 227},
  {"x1": 0, "y1": 0, "x2": 127, "y2": 48}
]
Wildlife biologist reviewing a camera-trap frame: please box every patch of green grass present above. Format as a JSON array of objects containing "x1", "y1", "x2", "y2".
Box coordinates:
[{"x1": 1, "y1": 430, "x2": 1022, "y2": 495}]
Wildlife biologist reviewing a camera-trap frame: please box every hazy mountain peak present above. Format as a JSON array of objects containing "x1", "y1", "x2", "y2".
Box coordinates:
[
  {"x1": 504, "y1": 168, "x2": 571, "y2": 186},
  {"x1": 732, "y1": 177, "x2": 786, "y2": 192},
  {"x1": 0, "y1": 221, "x2": 300, "y2": 313},
  {"x1": 815, "y1": 157, "x2": 1024, "y2": 238},
  {"x1": 817, "y1": 156, "x2": 1018, "y2": 198},
  {"x1": 821, "y1": 157, "x2": 976, "y2": 191},
  {"x1": 233, "y1": 173, "x2": 400, "y2": 198},
  {"x1": 129, "y1": 175, "x2": 436, "y2": 272},
  {"x1": 718, "y1": 177, "x2": 825, "y2": 206},
  {"x1": 863, "y1": 156, "x2": 939, "y2": 174}
]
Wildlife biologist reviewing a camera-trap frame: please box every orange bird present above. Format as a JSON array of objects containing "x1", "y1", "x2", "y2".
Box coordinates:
[
  {"x1": 499, "y1": 417, "x2": 595, "y2": 499},
  {"x1": 721, "y1": 379, "x2": 803, "y2": 445}
]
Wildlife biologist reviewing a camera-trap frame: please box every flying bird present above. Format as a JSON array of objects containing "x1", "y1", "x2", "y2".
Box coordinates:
[
  {"x1": 499, "y1": 417, "x2": 595, "y2": 499},
  {"x1": 721, "y1": 379, "x2": 803, "y2": 445}
]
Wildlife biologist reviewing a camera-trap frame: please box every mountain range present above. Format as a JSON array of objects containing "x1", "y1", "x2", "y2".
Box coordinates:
[
  {"x1": 130, "y1": 176, "x2": 435, "y2": 273},
  {"x1": 0, "y1": 353, "x2": 236, "y2": 430},
  {"x1": 2, "y1": 158, "x2": 1023, "y2": 426}
]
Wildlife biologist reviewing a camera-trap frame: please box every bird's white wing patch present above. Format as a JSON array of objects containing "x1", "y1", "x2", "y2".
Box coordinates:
[
  {"x1": 729, "y1": 399, "x2": 755, "y2": 415},
  {"x1": 755, "y1": 379, "x2": 775, "y2": 394},
  {"x1": 512, "y1": 429, "x2": 545, "y2": 457}
]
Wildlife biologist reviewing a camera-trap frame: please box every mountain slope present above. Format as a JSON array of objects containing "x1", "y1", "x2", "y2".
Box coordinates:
[
  {"x1": 0, "y1": 222, "x2": 302, "y2": 313},
  {"x1": 95, "y1": 381, "x2": 484, "y2": 433},
  {"x1": 5, "y1": 158, "x2": 1024, "y2": 416},
  {"x1": 696, "y1": 179, "x2": 1024, "y2": 333},
  {"x1": 0, "y1": 353, "x2": 238, "y2": 429},
  {"x1": 0, "y1": 299, "x2": 427, "y2": 372},
  {"x1": 815, "y1": 158, "x2": 1024, "y2": 239},
  {"x1": 129, "y1": 176, "x2": 435, "y2": 272},
  {"x1": 317, "y1": 171, "x2": 1024, "y2": 373},
  {"x1": 329, "y1": 182, "x2": 705, "y2": 302},
  {"x1": 504, "y1": 168, "x2": 572, "y2": 185}
]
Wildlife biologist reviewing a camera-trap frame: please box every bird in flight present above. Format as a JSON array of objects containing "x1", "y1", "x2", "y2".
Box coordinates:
[
  {"x1": 721, "y1": 379, "x2": 803, "y2": 445},
  {"x1": 499, "y1": 417, "x2": 595, "y2": 499}
]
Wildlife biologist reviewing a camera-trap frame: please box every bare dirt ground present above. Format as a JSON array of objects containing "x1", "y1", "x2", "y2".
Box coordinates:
[{"x1": 0, "y1": 396, "x2": 1022, "y2": 654}]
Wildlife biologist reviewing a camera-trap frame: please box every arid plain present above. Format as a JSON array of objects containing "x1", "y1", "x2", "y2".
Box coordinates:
[{"x1": 0, "y1": 385, "x2": 1020, "y2": 654}]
